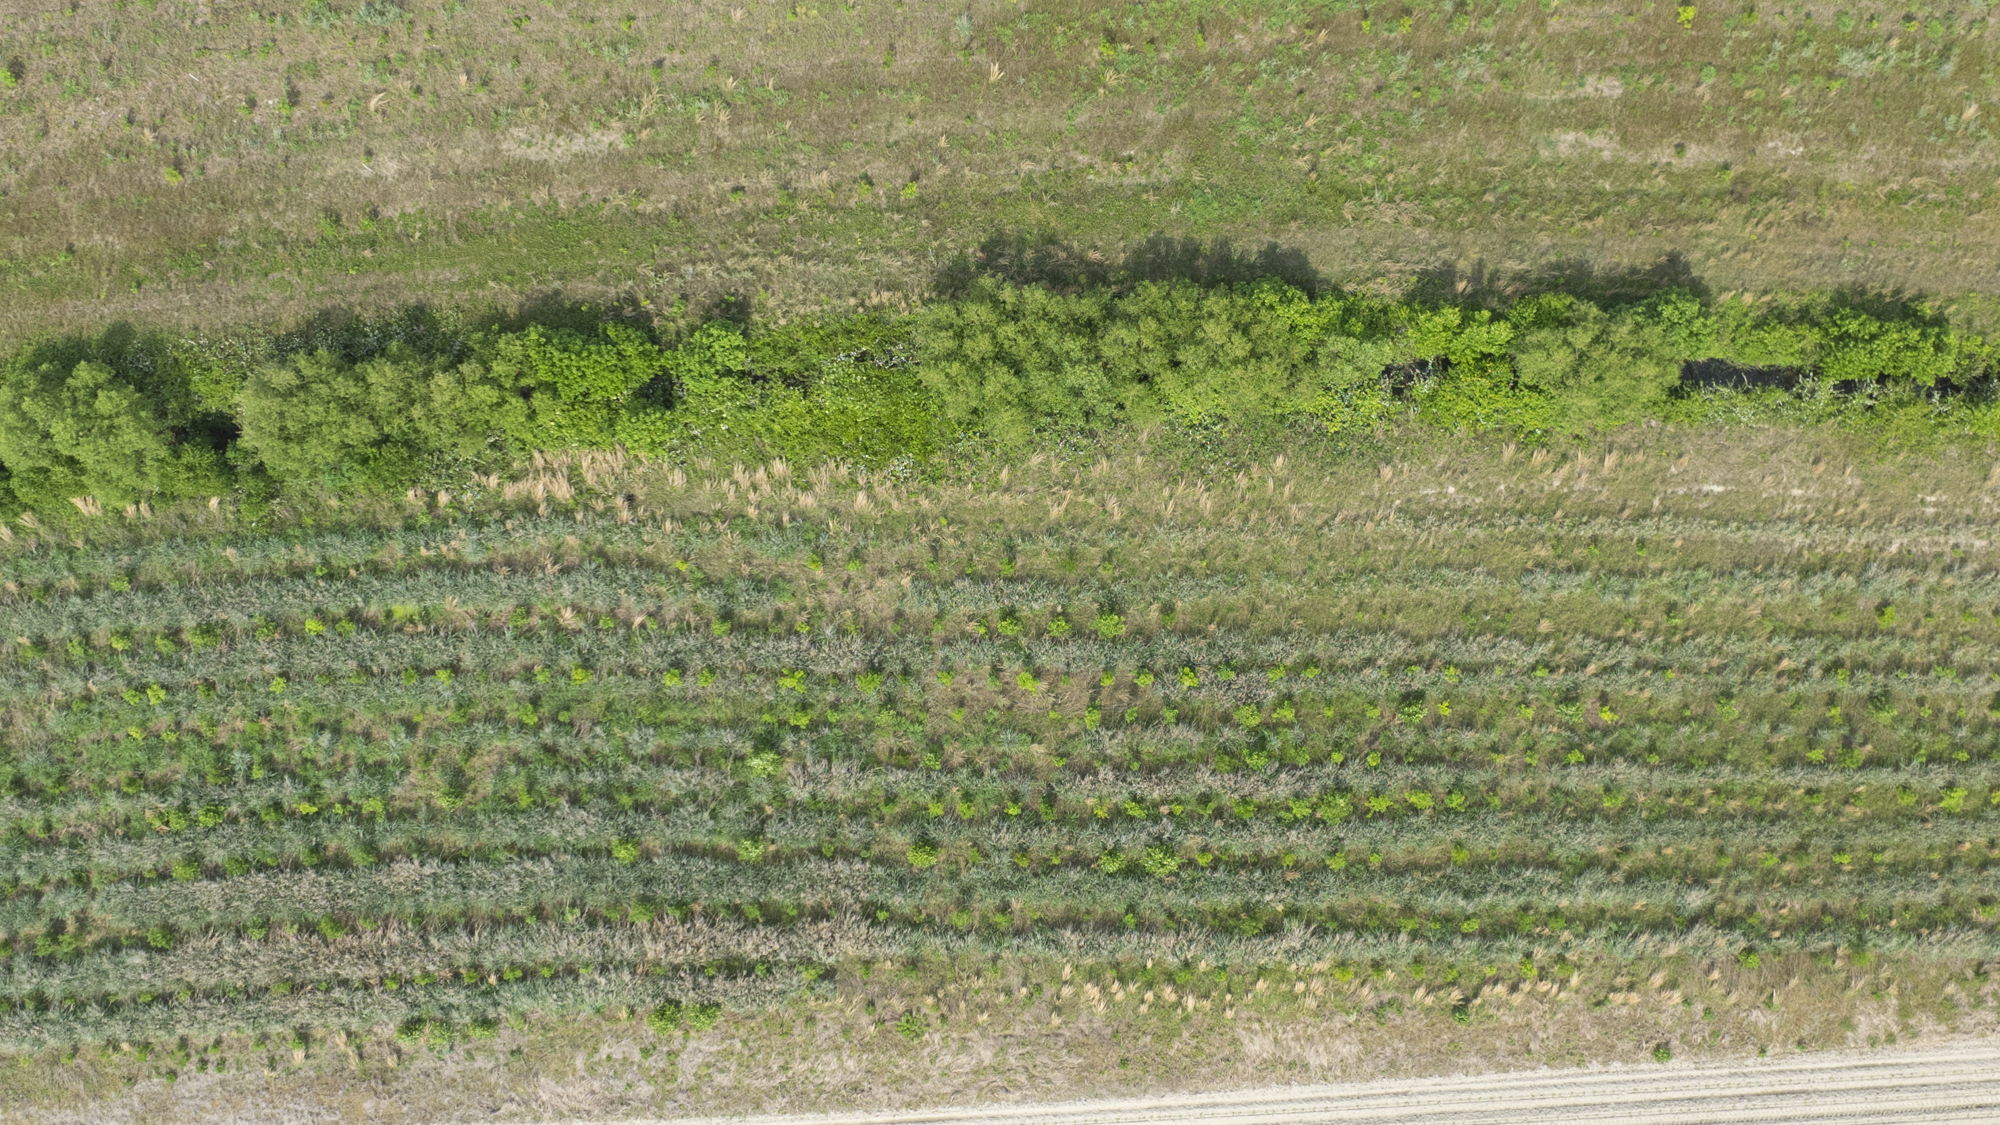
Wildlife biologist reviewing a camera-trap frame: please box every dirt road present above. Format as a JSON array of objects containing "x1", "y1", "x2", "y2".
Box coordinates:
[{"x1": 634, "y1": 1040, "x2": 2000, "y2": 1125}]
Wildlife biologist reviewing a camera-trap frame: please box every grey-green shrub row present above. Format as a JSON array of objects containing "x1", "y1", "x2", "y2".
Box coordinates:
[
  {"x1": 0, "y1": 501, "x2": 1968, "y2": 595},
  {"x1": 10, "y1": 546, "x2": 2000, "y2": 643},
  {"x1": 7, "y1": 853, "x2": 1993, "y2": 985},
  {"x1": 7, "y1": 771, "x2": 1994, "y2": 907},
  {"x1": 8, "y1": 756, "x2": 1995, "y2": 861},
  {"x1": 0, "y1": 961, "x2": 796, "y2": 1055},
  {"x1": 12, "y1": 912, "x2": 1989, "y2": 1057},
  {"x1": 14, "y1": 666, "x2": 1998, "y2": 836},
  {"x1": 5, "y1": 280, "x2": 1996, "y2": 514}
]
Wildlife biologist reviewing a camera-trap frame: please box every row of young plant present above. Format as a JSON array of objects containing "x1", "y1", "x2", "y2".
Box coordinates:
[
  {"x1": 10, "y1": 703, "x2": 1996, "y2": 833},
  {"x1": 12, "y1": 580, "x2": 2000, "y2": 669},
  {"x1": 10, "y1": 751, "x2": 1998, "y2": 868},
  {"x1": 1, "y1": 499, "x2": 1986, "y2": 660},
  {"x1": 26, "y1": 646, "x2": 1997, "y2": 725},
  {"x1": 10, "y1": 617, "x2": 1991, "y2": 692},
  {"x1": 4, "y1": 906, "x2": 1938, "y2": 1059},
  {"x1": 3, "y1": 845, "x2": 1992, "y2": 978},
  {"x1": 6, "y1": 596, "x2": 1995, "y2": 805},
  {"x1": 0, "y1": 483, "x2": 1974, "y2": 600},
  {"x1": 5, "y1": 859, "x2": 1995, "y2": 1003},
  {"x1": 12, "y1": 594, "x2": 1995, "y2": 716},
  {"x1": 0, "y1": 962, "x2": 787, "y2": 1056},
  {"x1": 1, "y1": 497, "x2": 1992, "y2": 639},
  {"x1": 9, "y1": 560, "x2": 1992, "y2": 632},
  {"x1": 11, "y1": 745, "x2": 1998, "y2": 837},
  {"x1": 9, "y1": 275, "x2": 2000, "y2": 517},
  {"x1": 16, "y1": 655, "x2": 1997, "y2": 779},
  {"x1": 6, "y1": 862, "x2": 1991, "y2": 970},
  {"x1": 13, "y1": 641, "x2": 1995, "y2": 756},
  {"x1": 7, "y1": 782, "x2": 1996, "y2": 904}
]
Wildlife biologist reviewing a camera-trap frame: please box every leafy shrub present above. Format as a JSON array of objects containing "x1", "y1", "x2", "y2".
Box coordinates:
[
  {"x1": 683, "y1": 1003, "x2": 721, "y2": 1032},
  {"x1": 916, "y1": 279, "x2": 1124, "y2": 441},
  {"x1": 658, "y1": 317, "x2": 937, "y2": 462},
  {"x1": 236, "y1": 343, "x2": 519, "y2": 491},
  {"x1": 1100, "y1": 280, "x2": 1334, "y2": 423},
  {"x1": 1508, "y1": 292, "x2": 1690, "y2": 431},
  {"x1": 486, "y1": 322, "x2": 665, "y2": 450},
  {"x1": 1812, "y1": 308, "x2": 1966, "y2": 385},
  {"x1": 0, "y1": 359, "x2": 186, "y2": 509},
  {"x1": 646, "y1": 1003, "x2": 683, "y2": 1034}
]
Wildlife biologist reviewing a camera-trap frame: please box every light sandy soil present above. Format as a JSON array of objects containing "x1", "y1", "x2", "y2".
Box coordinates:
[{"x1": 639, "y1": 1039, "x2": 2000, "y2": 1125}]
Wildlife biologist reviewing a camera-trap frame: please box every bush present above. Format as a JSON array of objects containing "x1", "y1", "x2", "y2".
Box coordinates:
[
  {"x1": 917, "y1": 279, "x2": 1122, "y2": 441},
  {"x1": 748, "y1": 316, "x2": 937, "y2": 463},
  {"x1": 683, "y1": 1003, "x2": 721, "y2": 1032},
  {"x1": 645, "y1": 1003, "x2": 682, "y2": 1034},
  {"x1": 0, "y1": 358, "x2": 182, "y2": 510},
  {"x1": 236, "y1": 342, "x2": 520, "y2": 491},
  {"x1": 485, "y1": 322, "x2": 667, "y2": 451},
  {"x1": 1813, "y1": 308, "x2": 1967, "y2": 386},
  {"x1": 1101, "y1": 280, "x2": 1332, "y2": 423},
  {"x1": 619, "y1": 321, "x2": 743, "y2": 451},
  {"x1": 1508, "y1": 292, "x2": 1691, "y2": 432}
]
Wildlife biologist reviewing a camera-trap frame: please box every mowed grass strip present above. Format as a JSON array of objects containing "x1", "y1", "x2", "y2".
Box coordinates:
[{"x1": 5, "y1": 2, "x2": 2000, "y2": 336}]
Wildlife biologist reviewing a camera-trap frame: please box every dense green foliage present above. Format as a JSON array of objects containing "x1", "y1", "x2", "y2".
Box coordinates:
[
  {"x1": 236, "y1": 344, "x2": 520, "y2": 493},
  {"x1": 0, "y1": 282, "x2": 1994, "y2": 520}
]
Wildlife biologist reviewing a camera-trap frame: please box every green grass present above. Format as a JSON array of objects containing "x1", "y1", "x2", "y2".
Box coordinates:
[
  {"x1": 7, "y1": 0, "x2": 2000, "y2": 1114},
  {"x1": 7, "y1": 1, "x2": 2000, "y2": 340}
]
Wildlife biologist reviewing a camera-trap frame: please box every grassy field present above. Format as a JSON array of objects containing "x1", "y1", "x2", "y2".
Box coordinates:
[
  {"x1": 4, "y1": 0, "x2": 2000, "y2": 1119},
  {"x1": 6, "y1": 0, "x2": 2000, "y2": 340},
  {"x1": 0, "y1": 425, "x2": 1997, "y2": 1119}
]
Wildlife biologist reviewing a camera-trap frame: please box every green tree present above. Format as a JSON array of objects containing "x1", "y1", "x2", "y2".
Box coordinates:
[
  {"x1": 1813, "y1": 308, "x2": 1967, "y2": 386},
  {"x1": 1509, "y1": 293, "x2": 1690, "y2": 431},
  {"x1": 236, "y1": 343, "x2": 520, "y2": 491},
  {"x1": 1102, "y1": 280, "x2": 1331, "y2": 424},
  {"x1": 624, "y1": 321, "x2": 752, "y2": 451},
  {"x1": 916, "y1": 279, "x2": 1124, "y2": 442},
  {"x1": 486, "y1": 322, "x2": 667, "y2": 450},
  {"x1": 0, "y1": 358, "x2": 175, "y2": 509},
  {"x1": 740, "y1": 315, "x2": 937, "y2": 464}
]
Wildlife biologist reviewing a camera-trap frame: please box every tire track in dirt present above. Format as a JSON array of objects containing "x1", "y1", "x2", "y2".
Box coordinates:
[{"x1": 610, "y1": 1039, "x2": 2000, "y2": 1125}]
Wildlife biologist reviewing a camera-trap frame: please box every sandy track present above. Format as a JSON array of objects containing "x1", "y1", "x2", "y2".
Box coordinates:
[{"x1": 568, "y1": 1040, "x2": 2000, "y2": 1125}]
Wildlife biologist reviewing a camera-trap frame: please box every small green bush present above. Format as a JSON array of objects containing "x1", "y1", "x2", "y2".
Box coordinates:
[
  {"x1": 683, "y1": 1003, "x2": 721, "y2": 1032},
  {"x1": 645, "y1": 1004, "x2": 682, "y2": 1034}
]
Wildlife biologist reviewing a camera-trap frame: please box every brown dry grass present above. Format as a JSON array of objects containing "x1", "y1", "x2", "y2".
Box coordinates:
[
  {"x1": 3, "y1": 950, "x2": 1993, "y2": 1123},
  {"x1": 554, "y1": 421, "x2": 2000, "y2": 554}
]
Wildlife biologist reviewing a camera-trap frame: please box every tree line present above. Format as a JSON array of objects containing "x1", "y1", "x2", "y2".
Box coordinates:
[{"x1": 1, "y1": 280, "x2": 1989, "y2": 516}]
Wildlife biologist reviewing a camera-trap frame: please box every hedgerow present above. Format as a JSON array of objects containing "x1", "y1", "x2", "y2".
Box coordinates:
[{"x1": 2, "y1": 281, "x2": 1996, "y2": 516}]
